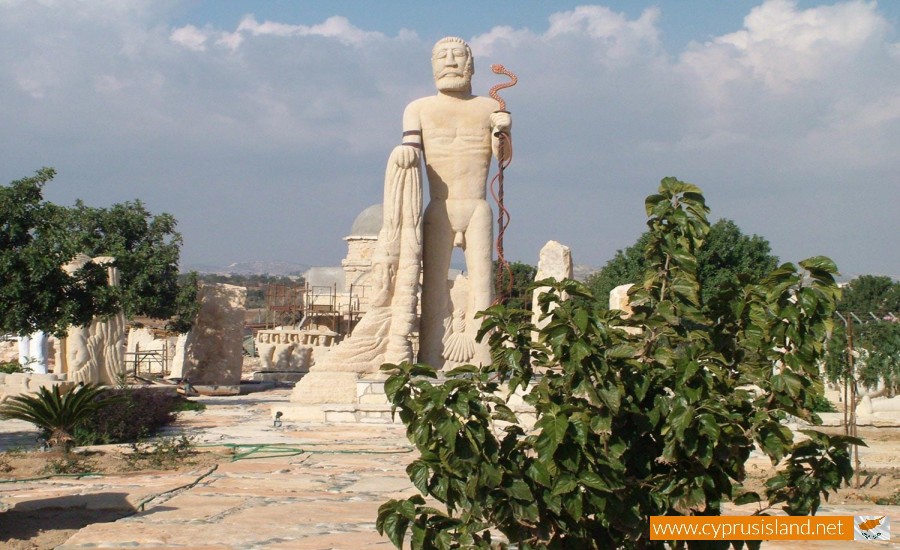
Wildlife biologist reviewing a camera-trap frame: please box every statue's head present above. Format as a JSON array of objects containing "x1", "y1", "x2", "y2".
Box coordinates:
[{"x1": 432, "y1": 36, "x2": 473, "y2": 93}]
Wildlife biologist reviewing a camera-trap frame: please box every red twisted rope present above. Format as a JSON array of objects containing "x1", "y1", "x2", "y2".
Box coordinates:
[{"x1": 489, "y1": 64, "x2": 517, "y2": 304}]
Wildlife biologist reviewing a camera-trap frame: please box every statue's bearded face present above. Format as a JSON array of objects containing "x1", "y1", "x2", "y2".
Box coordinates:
[{"x1": 432, "y1": 41, "x2": 472, "y2": 92}]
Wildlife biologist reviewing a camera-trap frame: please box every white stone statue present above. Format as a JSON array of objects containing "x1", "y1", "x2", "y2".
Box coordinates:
[
  {"x1": 60, "y1": 254, "x2": 126, "y2": 385},
  {"x1": 294, "y1": 37, "x2": 510, "y2": 384},
  {"x1": 410, "y1": 36, "x2": 512, "y2": 369}
]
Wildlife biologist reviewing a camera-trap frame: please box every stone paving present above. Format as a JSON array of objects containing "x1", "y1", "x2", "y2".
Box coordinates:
[
  {"x1": 1, "y1": 388, "x2": 898, "y2": 548},
  {"x1": 2, "y1": 389, "x2": 414, "y2": 548}
]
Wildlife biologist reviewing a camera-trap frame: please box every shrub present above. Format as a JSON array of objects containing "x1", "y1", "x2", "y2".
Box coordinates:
[
  {"x1": 809, "y1": 394, "x2": 837, "y2": 413},
  {"x1": 41, "y1": 454, "x2": 94, "y2": 475},
  {"x1": 123, "y1": 433, "x2": 197, "y2": 470},
  {"x1": 171, "y1": 398, "x2": 206, "y2": 413},
  {"x1": 0, "y1": 383, "x2": 110, "y2": 452},
  {"x1": 0, "y1": 361, "x2": 29, "y2": 374},
  {"x1": 378, "y1": 179, "x2": 861, "y2": 549},
  {"x1": 74, "y1": 388, "x2": 182, "y2": 445}
]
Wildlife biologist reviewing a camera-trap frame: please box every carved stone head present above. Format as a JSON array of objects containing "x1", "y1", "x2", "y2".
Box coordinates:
[{"x1": 432, "y1": 36, "x2": 473, "y2": 93}]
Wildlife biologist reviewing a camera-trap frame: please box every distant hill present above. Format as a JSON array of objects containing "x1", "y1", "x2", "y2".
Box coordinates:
[
  {"x1": 183, "y1": 260, "x2": 311, "y2": 276},
  {"x1": 184, "y1": 260, "x2": 601, "y2": 281},
  {"x1": 572, "y1": 264, "x2": 599, "y2": 282}
]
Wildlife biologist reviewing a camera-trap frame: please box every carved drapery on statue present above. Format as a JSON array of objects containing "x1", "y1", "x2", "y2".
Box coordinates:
[
  {"x1": 309, "y1": 145, "x2": 423, "y2": 373},
  {"x1": 60, "y1": 254, "x2": 126, "y2": 385}
]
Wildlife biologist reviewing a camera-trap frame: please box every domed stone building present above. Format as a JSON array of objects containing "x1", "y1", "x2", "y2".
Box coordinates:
[{"x1": 341, "y1": 204, "x2": 382, "y2": 297}]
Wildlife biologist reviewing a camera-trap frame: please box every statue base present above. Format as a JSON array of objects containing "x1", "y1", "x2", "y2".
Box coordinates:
[{"x1": 276, "y1": 372, "x2": 395, "y2": 423}]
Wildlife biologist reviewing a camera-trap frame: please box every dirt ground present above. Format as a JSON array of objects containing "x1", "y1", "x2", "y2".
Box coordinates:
[{"x1": 0, "y1": 446, "x2": 227, "y2": 549}]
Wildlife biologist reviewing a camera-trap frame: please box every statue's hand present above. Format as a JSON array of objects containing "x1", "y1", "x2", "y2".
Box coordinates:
[
  {"x1": 490, "y1": 111, "x2": 512, "y2": 135},
  {"x1": 390, "y1": 144, "x2": 420, "y2": 169}
]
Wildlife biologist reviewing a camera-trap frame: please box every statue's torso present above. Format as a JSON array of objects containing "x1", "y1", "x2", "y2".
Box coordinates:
[{"x1": 408, "y1": 94, "x2": 497, "y2": 201}]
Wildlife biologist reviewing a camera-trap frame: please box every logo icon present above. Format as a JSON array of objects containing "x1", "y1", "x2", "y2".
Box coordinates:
[{"x1": 854, "y1": 516, "x2": 890, "y2": 541}]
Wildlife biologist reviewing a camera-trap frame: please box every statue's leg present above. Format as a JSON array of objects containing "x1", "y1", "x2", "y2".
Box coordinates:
[
  {"x1": 420, "y1": 201, "x2": 452, "y2": 369},
  {"x1": 464, "y1": 200, "x2": 494, "y2": 366}
]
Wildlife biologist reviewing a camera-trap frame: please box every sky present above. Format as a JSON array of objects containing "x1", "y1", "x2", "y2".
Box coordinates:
[{"x1": 1, "y1": 0, "x2": 898, "y2": 279}]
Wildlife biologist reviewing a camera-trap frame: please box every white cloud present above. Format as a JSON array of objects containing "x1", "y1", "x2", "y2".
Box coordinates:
[
  {"x1": 472, "y1": 5, "x2": 662, "y2": 65},
  {"x1": 0, "y1": 1, "x2": 896, "y2": 278},
  {"x1": 170, "y1": 24, "x2": 209, "y2": 51},
  {"x1": 682, "y1": 0, "x2": 889, "y2": 93},
  {"x1": 469, "y1": 26, "x2": 534, "y2": 56},
  {"x1": 216, "y1": 31, "x2": 243, "y2": 50},
  {"x1": 546, "y1": 5, "x2": 660, "y2": 46},
  {"x1": 233, "y1": 14, "x2": 384, "y2": 45}
]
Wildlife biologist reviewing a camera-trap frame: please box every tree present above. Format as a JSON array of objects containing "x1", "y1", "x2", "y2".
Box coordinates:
[
  {"x1": 584, "y1": 232, "x2": 649, "y2": 308},
  {"x1": 1, "y1": 168, "x2": 115, "y2": 336},
  {"x1": 495, "y1": 260, "x2": 538, "y2": 311},
  {"x1": 837, "y1": 275, "x2": 900, "y2": 318},
  {"x1": 0, "y1": 168, "x2": 197, "y2": 336},
  {"x1": 378, "y1": 178, "x2": 858, "y2": 549},
  {"x1": 587, "y1": 219, "x2": 777, "y2": 310},
  {"x1": 825, "y1": 276, "x2": 900, "y2": 396}
]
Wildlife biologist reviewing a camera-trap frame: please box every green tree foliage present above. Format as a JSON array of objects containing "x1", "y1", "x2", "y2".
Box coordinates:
[
  {"x1": 0, "y1": 168, "x2": 197, "y2": 335},
  {"x1": 856, "y1": 321, "x2": 900, "y2": 395},
  {"x1": 587, "y1": 219, "x2": 777, "y2": 311},
  {"x1": 62, "y1": 200, "x2": 184, "y2": 320},
  {"x1": 584, "y1": 232, "x2": 649, "y2": 306},
  {"x1": 826, "y1": 322, "x2": 900, "y2": 396},
  {"x1": 494, "y1": 260, "x2": 538, "y2": 311},
  {"x1": 378, "y1": 178, "x2": 859, "y2": 549},
  {"x1": 837, "y1": 275, "x2": 900, "y2": 318},
  {"x1": 1, "y1": 168, "x2": 116, "y2": 335},
  {"x1": 825, "y1": 276, "x2": 900, "y2": 396}
]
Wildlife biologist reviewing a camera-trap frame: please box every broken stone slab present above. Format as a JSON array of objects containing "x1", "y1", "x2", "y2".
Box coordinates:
[{"x1": 180, "y1": 283, "x2": 246, "y2": 390}]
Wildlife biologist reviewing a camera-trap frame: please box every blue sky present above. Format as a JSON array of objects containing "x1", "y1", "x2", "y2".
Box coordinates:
[
  {"x1": 1, "y1": 1, "x2": 898, "y2": 279},
  {"x1": 171, "y1": 1, "x2": 899, "y2": 51}
]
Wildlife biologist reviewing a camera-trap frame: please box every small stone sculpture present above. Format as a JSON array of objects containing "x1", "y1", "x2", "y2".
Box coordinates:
[{"x1": 60, "y1": 254, "x2": 126, "y2": 385}]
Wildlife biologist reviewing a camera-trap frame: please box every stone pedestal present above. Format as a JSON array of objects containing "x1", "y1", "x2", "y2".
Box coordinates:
[
  {"x1": 276, "y1": 373, "x2": 540, "y2": 427},
  {"x1": 284, "y1": 372, "x2": 359, "y2": 421}
]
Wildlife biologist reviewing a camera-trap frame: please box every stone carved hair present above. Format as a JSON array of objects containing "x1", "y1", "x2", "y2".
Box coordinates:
[{"x1": 432, "y1": 36, "x2": 474, "y2": 78}]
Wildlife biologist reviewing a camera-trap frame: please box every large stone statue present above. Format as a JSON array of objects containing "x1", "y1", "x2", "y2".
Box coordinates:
[
  {"x1": 307, "y1": 36, "x2": 510, "y2": 374},
  {"x1": 409, "y1": 36, "x2": 511, "y2": 369},
  {"x1": 287, "y1": 37, "x2": 511, "y2": 415}
]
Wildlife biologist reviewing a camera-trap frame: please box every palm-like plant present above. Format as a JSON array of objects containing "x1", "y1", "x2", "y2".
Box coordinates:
[{"x1": 0, "y1": 383, "x2": 110, "y2": 452}]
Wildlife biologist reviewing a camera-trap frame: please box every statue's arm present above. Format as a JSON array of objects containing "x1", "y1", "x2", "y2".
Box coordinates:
[
  {"x1": 391, "y1": 102, "x2": 423, "y2": 168},
  {"x1": 490, "y1": 110, "x2": 512, "y2": 162},
  {"x1": 370, "y1": 102, "x2": 423, "y2": 307}
]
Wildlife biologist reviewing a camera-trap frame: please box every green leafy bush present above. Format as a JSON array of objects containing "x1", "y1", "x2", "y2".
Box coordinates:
[
  {"x1": 0, "y1": 361, "x2": 28, "y2": 374},
  {"x1": 74, "y1": 388, "x2": 185, "y2": 445},
  {"x1": 378, "y1": 179, "x2": 862, "y2": 549},
  {"x1": 123, "y1": 433, "x2": 197, "y2": 470}
]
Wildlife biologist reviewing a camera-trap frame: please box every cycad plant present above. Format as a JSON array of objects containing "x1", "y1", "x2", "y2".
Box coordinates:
[{"x1": 0, "y1": 383, "x2": 110, "y2": 452}]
